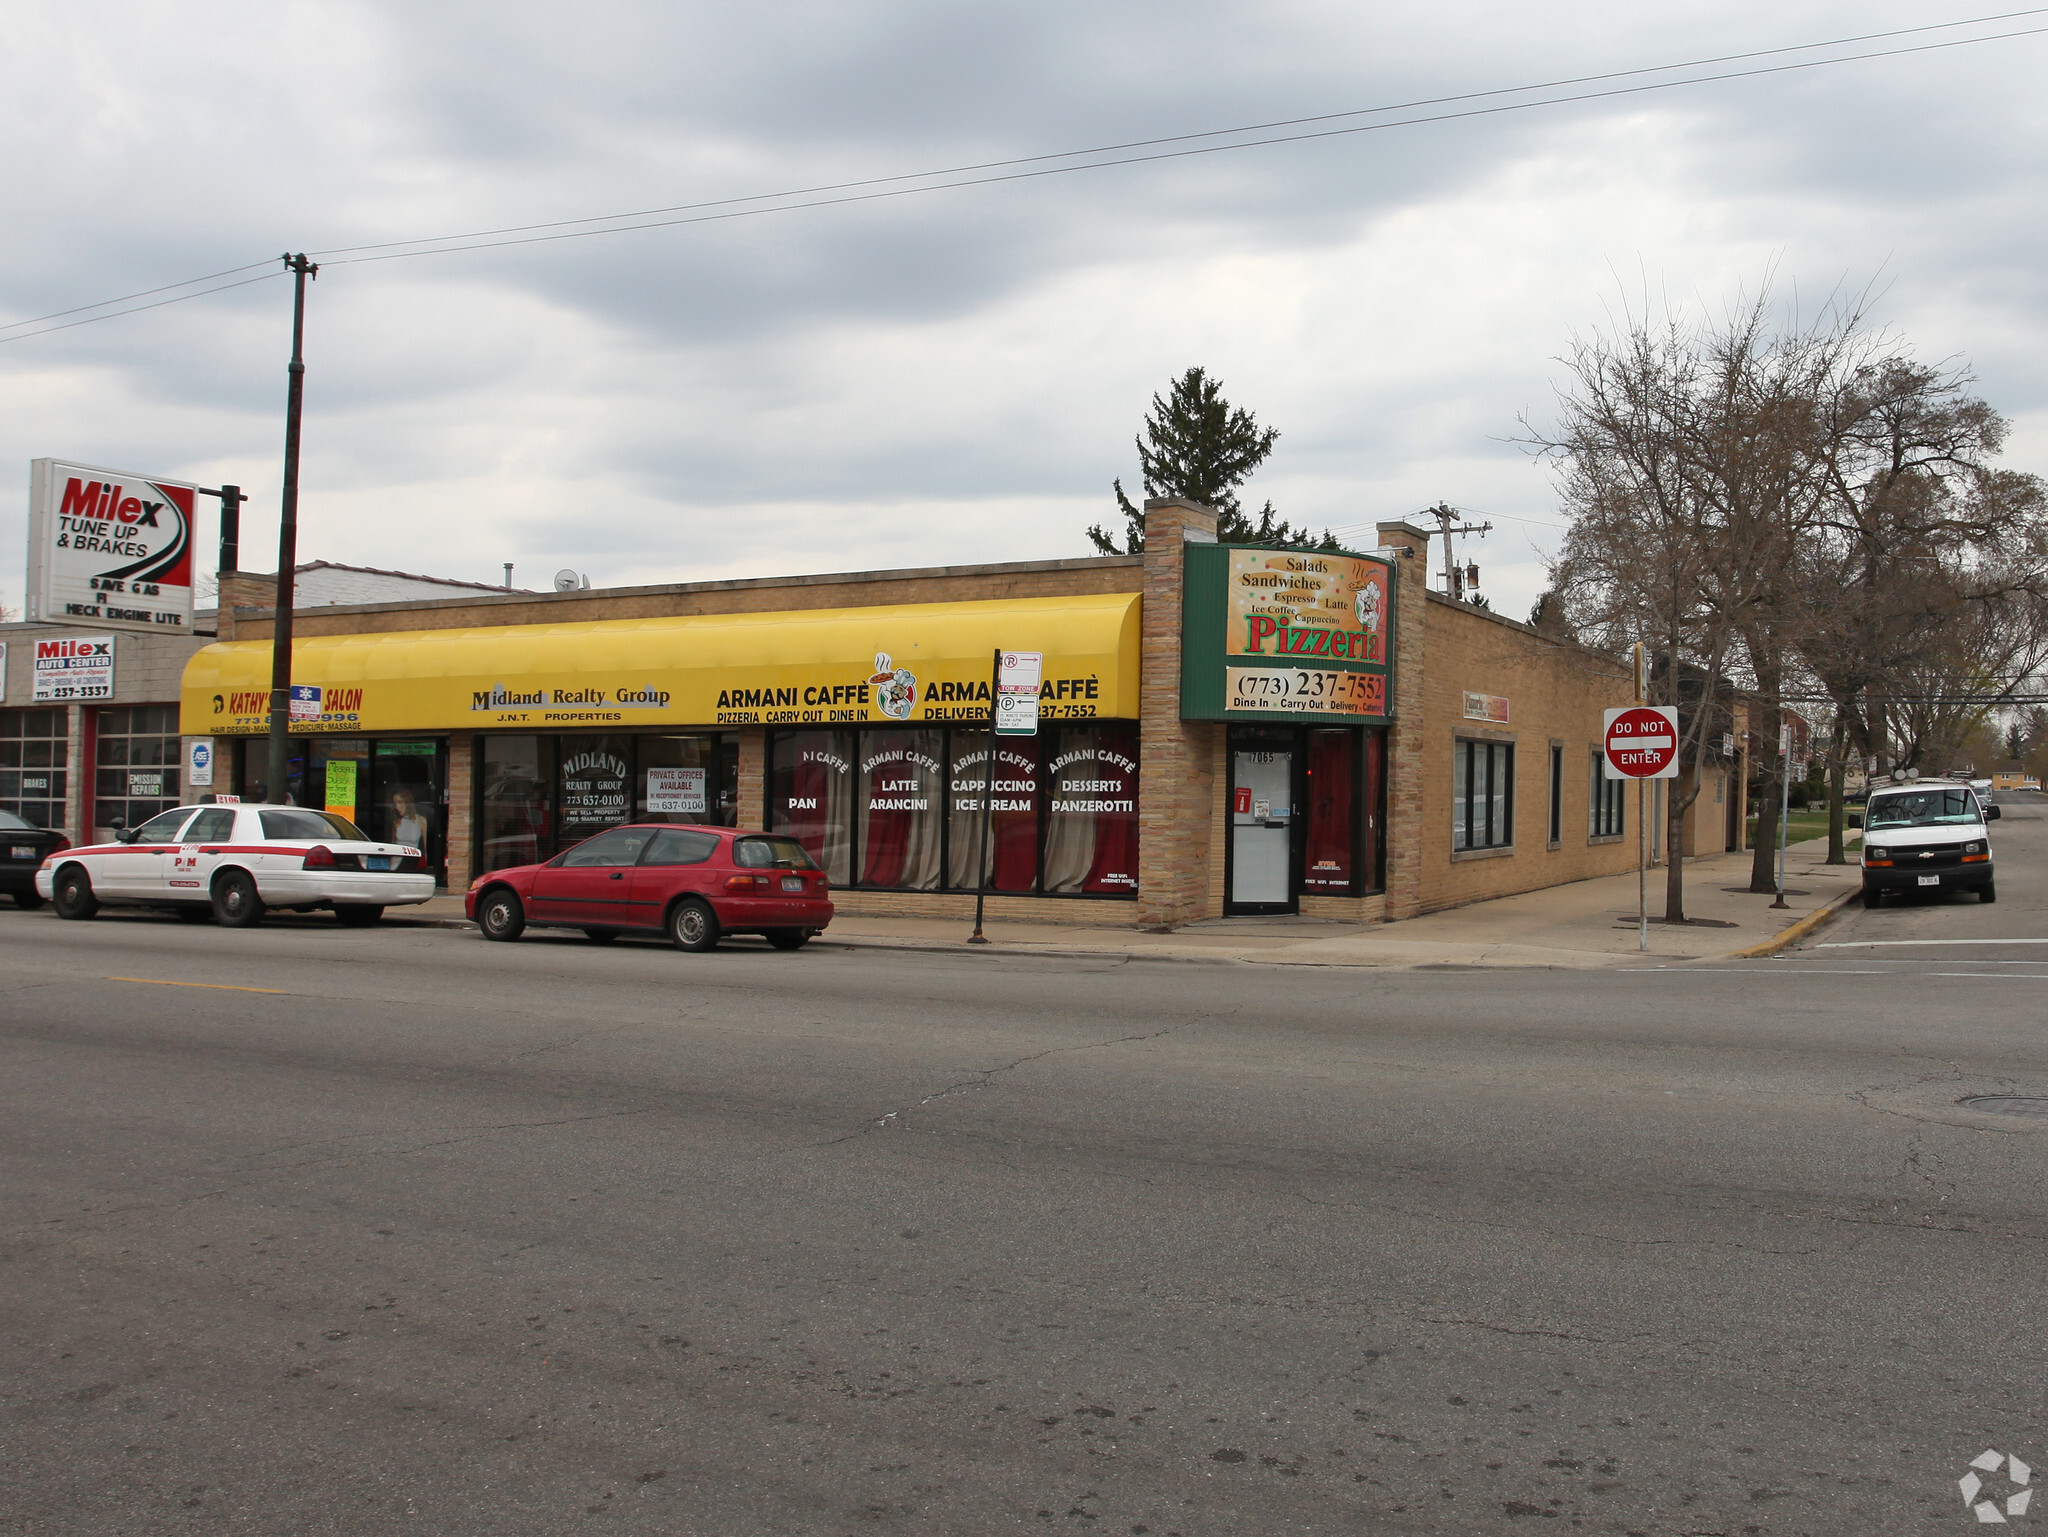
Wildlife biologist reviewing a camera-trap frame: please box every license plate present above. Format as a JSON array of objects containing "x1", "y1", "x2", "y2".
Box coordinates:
[
  {"x1": 365, "y1": 855, "x2": 392, "y2": 871},
  {"x1": 1918, "y1": 874, "x2": 1940, "y2": 886},
  {"x1": 781, "y1": 875, "x2": 807, "y2": 892},
  {"x1": 9, "y1": 845, "x2": 35, "y2": 859}
]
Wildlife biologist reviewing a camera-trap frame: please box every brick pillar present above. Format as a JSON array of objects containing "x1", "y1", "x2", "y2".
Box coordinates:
[
  {"x1": 737, "y1": 727, "x2": 766, "y2": 828},
  {"x1": 444, "y1": 735, "x2": 475, "y2": 891},
  {"x1": 1376, "y1": 520, "x2": 1432, "y2": 920},
  {"x1": 214, "y1": 572, "x2": 276, "y2": 641},
  {"x1": 1135, "y1": 497, "x2": 1219, "y2": 930},
  {"x1": 63, "y1": 704, "x2": 86, "y2": 845}
]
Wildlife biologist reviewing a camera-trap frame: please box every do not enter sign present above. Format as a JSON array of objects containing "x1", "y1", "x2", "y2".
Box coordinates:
[{"x1": 1604, "y1": 705, "x2": 1680, "y2": 779}]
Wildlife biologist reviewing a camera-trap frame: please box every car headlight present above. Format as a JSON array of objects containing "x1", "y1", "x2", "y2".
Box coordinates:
[
  {"x1": 1964, "y1": 842, "x2": 1983, "y2": 855},
  {"x1": 1865, "y1": 847, "x2": 1889, "y2": 861}
]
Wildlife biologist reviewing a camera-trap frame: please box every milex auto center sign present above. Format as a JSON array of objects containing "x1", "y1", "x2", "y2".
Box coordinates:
[{"x1": 26, "y1": 458, "x2": 197, "y2": 634}]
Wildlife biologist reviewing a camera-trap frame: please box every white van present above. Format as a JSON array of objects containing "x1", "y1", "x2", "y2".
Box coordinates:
[{"x1": 1860, "y1": 780, "x2": 2000, "y2": 907}]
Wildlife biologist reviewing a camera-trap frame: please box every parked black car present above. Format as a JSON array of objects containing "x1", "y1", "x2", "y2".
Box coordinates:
[{"x1": 0, "y1": 811, "x2": 70, "y2": 909}]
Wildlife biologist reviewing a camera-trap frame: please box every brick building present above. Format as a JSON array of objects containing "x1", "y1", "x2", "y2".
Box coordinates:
[{"x1": 173, "y1": 501, "x2": 1721, "y2": 925}]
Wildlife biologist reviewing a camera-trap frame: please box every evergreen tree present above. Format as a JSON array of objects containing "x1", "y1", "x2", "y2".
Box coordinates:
[{"x1": 1086, "y1": 366, "x2": 1340, "y2": 553}]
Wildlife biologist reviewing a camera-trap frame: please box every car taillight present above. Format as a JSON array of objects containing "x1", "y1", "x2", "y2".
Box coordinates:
[
  {"x1": 725, "y1": 873, "x2": 769, "y2": 891},
  {"x1": 49, "y1": 835, "x2": 70, "y2": 854},
  {"x1": 303, "y1": 845, "x2": 337, "y2": 869}
]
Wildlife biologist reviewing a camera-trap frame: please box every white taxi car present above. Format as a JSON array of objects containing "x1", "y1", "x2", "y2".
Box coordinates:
[{"x1": 36, "y1": 802, "x2": 436, "y2": 927}]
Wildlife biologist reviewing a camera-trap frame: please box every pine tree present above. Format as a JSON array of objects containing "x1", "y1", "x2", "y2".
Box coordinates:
[{"x1": 1086, "y1": 366, "x2": 1341, "y2": 553}]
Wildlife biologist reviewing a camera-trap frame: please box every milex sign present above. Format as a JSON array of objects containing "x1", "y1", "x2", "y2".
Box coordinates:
[
  {"x1": 26, "y1": 458, "x2": 197, "y2": 634},
  {"x1": 1179, "y1": 544, "x2": 1395, "y2": 724}
]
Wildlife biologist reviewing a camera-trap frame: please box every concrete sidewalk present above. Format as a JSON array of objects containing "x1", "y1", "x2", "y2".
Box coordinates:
[{"x1": 403, "y1": 839, "x2": 1858, "y2": 969}]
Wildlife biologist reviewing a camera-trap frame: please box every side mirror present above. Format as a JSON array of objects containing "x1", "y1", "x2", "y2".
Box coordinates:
[
  {"x1": 1846, "y1": 812, "x2": 1862, "y2": 828},
  {"x1": 115, "y1": 826, "x2": 140, "y2": 844},
  {"x1": 1987, "y1": 805, "x2": 2002, "y2": 820}
]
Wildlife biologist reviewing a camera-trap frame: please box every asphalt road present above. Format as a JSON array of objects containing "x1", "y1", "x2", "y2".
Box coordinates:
[{"x1": 2, "y1": 802, "x2": 2044, "y2": 1535}]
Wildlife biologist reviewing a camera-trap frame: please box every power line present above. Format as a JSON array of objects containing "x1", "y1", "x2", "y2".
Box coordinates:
[
  {"x1": 4, "y1": 13, "x2": 2045, "y2": 341},
  {"x1": 0, "y1": 259, "x2": 277, "y2": 336},
  {"x1": 303, "y1": 8, "x2": 2048, "y2": 262},
  {"x1": 315, "y1": 24, "x2": 2048, "y2": 269}
]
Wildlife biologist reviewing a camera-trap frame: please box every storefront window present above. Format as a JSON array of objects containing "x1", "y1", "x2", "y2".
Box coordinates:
[
  {"x1": 771, "y1": 729, "x2": 854, "y2": 885},
  {"x1": 1043, "y1": 723, "x2": 1140, "y2": 895},
  {"x1": 1302, "y1": 729, "x2": 1357, "y2": 893},
  {"x1": 946, "y1": 731, "x2": 1040, "y2": 891},
  {"x1": 371, "y1": 741, "x2": 444, "y2": 877},
  {"x1": 94, "y1": 705, "x2": 181, "y2": 834},
  {"x1": 557, "y1": 735, "x2": 633, "y2": 846},
  {"x1": 0, "y1": 709, "x2": 68, "y2": 830},
  {"x1": 858, "y1": 729, "x2": 943, "y2": 890},
  {"x1": 637, "y1": 735, "x2": 731, "y2": 826},
  {"x1": 481, "y1": 736, "x2": 548, "y2": 871}
]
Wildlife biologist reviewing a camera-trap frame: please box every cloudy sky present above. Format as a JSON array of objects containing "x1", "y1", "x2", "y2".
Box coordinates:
[{"x1": 4, "y1": 1, "x2": 2046, "y2": 623}]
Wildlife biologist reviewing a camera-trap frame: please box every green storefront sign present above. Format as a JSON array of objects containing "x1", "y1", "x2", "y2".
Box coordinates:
[{"x1": 1180, "y1": 543, "x2": 1396, "y2": 723}]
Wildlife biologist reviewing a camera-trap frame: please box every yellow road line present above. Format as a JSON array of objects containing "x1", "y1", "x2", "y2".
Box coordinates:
[{"x1": 108, "y1": 977, "x2": 288, "y2": 994}]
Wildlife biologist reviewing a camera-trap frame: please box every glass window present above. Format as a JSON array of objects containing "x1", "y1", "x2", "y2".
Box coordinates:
[
  {"x1": 481, "y1": 736, "x2": 548, "y2": 872},
  {"x1": 1590, "y1": 751, "x2": 1626, "y2": 838},
  {"x1": 0, "y1": 810, "x2": 31, "y2": 831},
  {"x1": 770, "y1": 730, "x2": 853, "y2": 885},
  {"x1": 637, "y1": 735, "x2": 733, "y2": 825},
  {"x1": 182, "y1": 807, "x2": 237, "y2": 842},
  {"x1": 559, "y1": 826, "x2": 657, "y2": 867},
  {"x1": 857, "y1": 730, "x2": 943, "y2": 890},
  {"x1": 1867, "y1": 789, "x2": 1981, "y2": 828},
  {"x1": 1302, "y1": 729, "x2": 1357, "y2": 894},
  {"x1": 735, "y1": 836, "x2": 819, "y2": 870},
  {"x1": 557, "y1": 736, "x2": 633, "y2": 840},
  {"x1": 1043, "y1": 723, "x2": 1140, "y2": 894},
  {"x1": 1453, "y1": 739, "x2": 1514, "y2": 851},
  {"x1": 1548, "y1": 745, "x2": 1564, "y2": 844},
  {"x1": 94, "y1": 704, "x2": 180, "y2": 835},
  {"x1": 260, "y1": 809, "x2": 366, "y2": 840},
  {"x1": 133, "y1": 808, "x2": 197, "y2": 843},
  {"x1": 642, "y1": 828, "x2": 720, "y2": 866},
  {"x1": 946, "y1": 730, "x2": 1041, "y2": 892},
  {"x1": 371, "y1": 741, "x2": 442, "y2": 874},
  {"x1": 0, "y1": 708, "x2": 68, "y2": 830}
]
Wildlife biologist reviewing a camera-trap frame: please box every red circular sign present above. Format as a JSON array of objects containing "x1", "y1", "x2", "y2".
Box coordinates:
[{"x1": 1605, "y1": 707, "x2": 1677, "y2": 778}]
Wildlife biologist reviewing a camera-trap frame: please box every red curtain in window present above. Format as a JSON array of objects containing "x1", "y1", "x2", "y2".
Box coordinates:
[
  {"x1": 1303, "y1": 730, "x2": 1356, "y2": 892},
  {"x1": 1081, "y1": 722, "x2": 1140, "y2": 894},
  {"x1": 1361, "y1": 728, "x2": 1383, "y2": 886}
]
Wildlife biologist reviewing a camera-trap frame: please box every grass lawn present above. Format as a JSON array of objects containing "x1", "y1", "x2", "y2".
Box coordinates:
[{"x1": 1745, "y1": 809, "x2": 1861, "y2": 850}]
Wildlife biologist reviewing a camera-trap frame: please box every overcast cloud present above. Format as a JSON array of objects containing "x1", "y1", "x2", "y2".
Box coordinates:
[{"x1": 4, "y1": 1, "x2": 2046, "y2": 621}]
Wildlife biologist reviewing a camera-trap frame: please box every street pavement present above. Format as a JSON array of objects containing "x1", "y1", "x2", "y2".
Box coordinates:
[{"x1": 1, "y1": 797, "x2": 2043, "y2": 1535}]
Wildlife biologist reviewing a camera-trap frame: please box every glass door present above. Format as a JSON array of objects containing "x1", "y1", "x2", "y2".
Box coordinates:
[
  {"x1": 371, "y1": 740, "x2": 447, "y2": 884},
  {"x1": 1229, "y1": 743, "x2": 1297, "y2": 913}
]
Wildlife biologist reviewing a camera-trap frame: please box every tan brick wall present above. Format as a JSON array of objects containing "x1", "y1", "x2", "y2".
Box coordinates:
[
  {"x1": 226, "y1": 556, "x2": 1144, "y2": 641},
  {"x1": 1375, "y1": 522, "x2": 1432, "y2": 919},
  {"x1": 1135, "y1": 498, "x2": 1219, "y2": 929},
  {"x1": 444, "y1": 735, "x2": 474, "y2": 891},
  {"x1": 826, "y1": 890, "x2": 1137, "y2": 927},
  {"x1": 1410, "y1": 589, "x2": 1637, "y2": 913}
]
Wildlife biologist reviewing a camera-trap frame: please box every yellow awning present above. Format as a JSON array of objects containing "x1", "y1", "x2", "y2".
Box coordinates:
[{"x1": 182, "y1": 592, "x2": 1142, "y2": 735}]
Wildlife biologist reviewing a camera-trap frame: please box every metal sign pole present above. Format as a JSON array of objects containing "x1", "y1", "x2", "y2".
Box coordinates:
[
  {"x1": 968, "y1": 647, "x2": 1001, "y2": 945},
  {"x1": 1772, "y1": 724, "x2": 1792, "y2": 909},
  {"x1": 1635, "y1": 642, "x2": 1648, "y2": 952}
]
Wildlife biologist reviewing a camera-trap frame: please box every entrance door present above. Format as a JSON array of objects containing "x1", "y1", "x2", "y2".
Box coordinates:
[
  {"x1": 370, "y1": 740, "x2": 446, "y2": 884},
  {"x1": 1229, "y1": 748, "x2": 1296, "y2": 913}
]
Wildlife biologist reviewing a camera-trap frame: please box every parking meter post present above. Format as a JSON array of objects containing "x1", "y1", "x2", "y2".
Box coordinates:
[{"x1": 968, "y1": 648, "x2": 1000, "y2": 945}]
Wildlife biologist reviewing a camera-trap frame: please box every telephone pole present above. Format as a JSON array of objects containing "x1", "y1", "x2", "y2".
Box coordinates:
[
  {"x1": 267, "y1": 253, "x2": 317, "y2": 805},
  {"x1": 1421, "y1": 502, "x2": 1491, "y2": 601}
]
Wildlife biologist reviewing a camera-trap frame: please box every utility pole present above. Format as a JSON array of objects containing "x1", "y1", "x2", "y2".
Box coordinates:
[
  {"x1": 194, "y1": 483, "x2": 245, "y2": 577},
  {"x1": 1421, "y1": 502, "x2": 1491, "y2": 601},
  {"x1": 267, "y1": 253, "x2": 317, "y2": 805}
]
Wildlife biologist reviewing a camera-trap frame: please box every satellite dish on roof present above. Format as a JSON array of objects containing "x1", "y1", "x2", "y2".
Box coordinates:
[{"x1": 554, "y1": 569, "x2": 580, "y2": 592}]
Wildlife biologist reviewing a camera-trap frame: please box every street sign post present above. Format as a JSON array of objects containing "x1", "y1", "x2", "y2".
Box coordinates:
[
  {"x1": 970, "y1": 650, "x2": 1044, "y2": 945},
  {"x1": 1607, "y1": 696, "x2": 1681, "y2": 952}
]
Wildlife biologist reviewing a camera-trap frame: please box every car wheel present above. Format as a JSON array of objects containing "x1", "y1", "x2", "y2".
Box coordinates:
[
  {"x1": 667, "y1": 897, "x2": 719, "y2": 953},
  {"x1": 212, "y1": 870, "x2": 266, "y2": 928},
  {"x1": 764, "y1": 927, "x2": 810, "y2": 950},
  {"x1": 581, "y1": 928, "x2": 620, "y2": 944},
  {"x1": 335, "y1": 905, "x2": 385, "y2": 926},
  {"x1": 476, "y1": 889, "x2": 525, "y2": 942},
  {"x1": 1980, "y1": 882, "x2": 1997, "y2": 904},
  {"x1": 53, "y1": 866, "x2": 98, "y2": 920},
  {"x1": 12, "y1": 890, "x2": 46, "y2": 910},
  {"x1": 1862, "y1": 886, "x2": 1883, "y2": 908},
  {"x1": 174, "y1": 905, "x2": 214, "y2": 924}
]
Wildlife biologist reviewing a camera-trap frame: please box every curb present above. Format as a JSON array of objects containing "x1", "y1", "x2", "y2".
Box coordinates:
[{"x1": 1720, "y1": 886, "x2": 1860, "y2": 959}]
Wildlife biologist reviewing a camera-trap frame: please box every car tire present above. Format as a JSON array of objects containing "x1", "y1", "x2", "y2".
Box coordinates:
[
  {"x1": 476, "y1": 889, "x2": 525, "y2": 942},
  {"x1": 668, "y1": 897, "x2": 719, "y2": 953},
  {"x1": 1980, "y1": 882, "x2": 1997, "y2": 904},
  {"x1": 12, "y1": 890, "x2": 46, "y2": 910},
  {"x1": 764, "y1": 928, "x2": 810, "y2": 950},
  {"x1": 53, "y1": 866, "x2": 98, "y2": 920},
  {"x1": 1861, "y1": 886, "x2": 1883, "y2": 908},
  {"x1": 581, "y1": 928, "x2": 620, "y2": 944},
  {"x1": 212, "y1": 870, "x2": 265, "y2": 928},
  {"x1": 335, "y1": 905, "x2": 384, "y2": 926},
  {"x1": 174, "y1": 905, "x2": 214, "y2": 924}
]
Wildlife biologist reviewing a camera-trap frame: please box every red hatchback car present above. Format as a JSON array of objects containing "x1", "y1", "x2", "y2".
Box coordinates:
[{"x1": 465, "y1": 824, "x2": 833, "y2": 951}]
